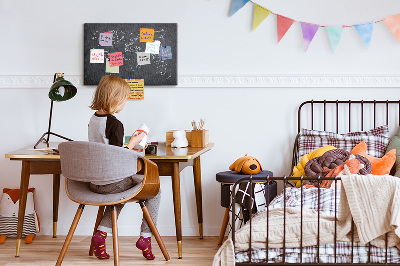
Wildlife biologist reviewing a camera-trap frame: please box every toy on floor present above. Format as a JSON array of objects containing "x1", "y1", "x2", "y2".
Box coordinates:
[
  {"x1": 0, "y1": 188, "x2": 39, "y2": 244},
  {"x1": 230, "y1": 154, "x2": 263, "y2": 175}
]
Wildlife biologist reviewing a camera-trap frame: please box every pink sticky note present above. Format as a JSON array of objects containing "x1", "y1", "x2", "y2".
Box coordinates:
[{"x1": 109, "y1": 52, "x2": 123, "y2": 67}]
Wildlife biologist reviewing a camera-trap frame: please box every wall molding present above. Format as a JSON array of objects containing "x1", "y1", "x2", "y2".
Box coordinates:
[{"x1": 1, "y1": 75, "x2": 399, "y2": 88}]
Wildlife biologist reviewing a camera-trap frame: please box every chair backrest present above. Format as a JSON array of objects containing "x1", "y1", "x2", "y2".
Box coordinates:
[{"x1": 59, "y1": 141, "x2": 142, "y2": 183}]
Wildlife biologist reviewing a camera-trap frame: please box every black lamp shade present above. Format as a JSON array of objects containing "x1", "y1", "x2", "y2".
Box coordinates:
[{"x1": 48, "y1": 77, "x2": 77, "y2": 102}]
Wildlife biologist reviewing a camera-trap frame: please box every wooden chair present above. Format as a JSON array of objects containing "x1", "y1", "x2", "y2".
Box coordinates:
[{"x1": 56, "y1": 141, "x2": 170, "y2": 266}]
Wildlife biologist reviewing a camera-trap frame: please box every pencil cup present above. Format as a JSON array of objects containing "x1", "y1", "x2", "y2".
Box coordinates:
[{"x1": 191, "y1": 130, "x2": 209, "y2": 148}]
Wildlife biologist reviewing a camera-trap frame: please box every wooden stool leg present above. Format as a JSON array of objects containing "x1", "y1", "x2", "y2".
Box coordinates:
[
  {"x1": 218, "y1": 208, "x2": 230, "y2": 245},
  {"x1": 89, "y1": 206, "x2": 105, "y2": 256},
  {"x1": 111, "y1": 205, "x2": 119, "y2": 266},
  {"x1": 139, "y1": 201, "x2": 170, "y2": 261},
  {"x1": 56, "y1": 204, "x2": 85, "y2": 266}
]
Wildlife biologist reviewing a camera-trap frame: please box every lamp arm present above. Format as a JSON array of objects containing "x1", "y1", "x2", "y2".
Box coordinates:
[{"x1": 46, "y1": 100, "x2": 54, "y2": 143}]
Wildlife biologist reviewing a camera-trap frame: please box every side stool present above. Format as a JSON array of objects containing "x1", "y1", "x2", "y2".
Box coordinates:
[{"x1": 216, "y1": 170, "x2": 276, "y2": 245}]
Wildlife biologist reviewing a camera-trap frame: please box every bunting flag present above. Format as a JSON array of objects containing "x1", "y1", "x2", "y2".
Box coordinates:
[
  {"x1": 230, "y1": 0, "x2": 250, "y2": 17},
  {"x1": 326, "y1": 26, "x2": 345, "y2": 52},
  {"x1": 301, "y1": 22, "x2": 319, "y2": 52},
  {"x1": 383, "y1": 14, "x2": 400, "y2": 44},
  {"x1": 229, "y1": 0, "x2": 400, "y2": 52},
  {"x1": 253, "y1": 4, "x2": 271, "y2": 31},
  {"x1": 277, "y1": 15, "x2": 295, "y2": 43},
  {"x1": 354, "y1": 22, "x2": 374, "y2": 49}
]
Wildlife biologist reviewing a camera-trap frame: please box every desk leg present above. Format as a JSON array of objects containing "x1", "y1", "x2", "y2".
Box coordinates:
[
  {"x1": 193, "y1": 157, "x2": 203, "y2": 239},
  {"x1": 171, "y1": 162, "x2": 182, "y2": 259},
  {"x1": 16, "y1": 161, "x2": 31, "y2": 257},
  {"x1": 53, "y1": 174, "x2": 60, "y2": 238}
]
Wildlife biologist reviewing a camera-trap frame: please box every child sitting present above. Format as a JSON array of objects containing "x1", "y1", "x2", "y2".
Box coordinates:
[{"x1": 88, "y1": 75, "x2": 161, "y2": 260}]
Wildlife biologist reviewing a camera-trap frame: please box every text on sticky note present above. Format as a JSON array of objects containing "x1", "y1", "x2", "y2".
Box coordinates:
[
  {"x1": 140, "y1": 28, "x2": 155, "y2": 42},
  {"x1": 160, "y1": 46, "x2": 172, "y2": 60},
  {"x1": 109, "y1": 52, "x2": 123, "y2": 67},
  {"x1": 90, "y1": 49, "x2": 104, "y2": 63},
  {"x1": 99, "y1": 32, "x2": 113, "y2": 46},
  {"x1": 137, "y1": 52, "x2": 151, "y2": 66},
  {"x1": 125, "y1": 79, "x2": 144, "y2": 100},
  {"x1": 145, "y1": 40, "x2": 161, "y2": 54}
]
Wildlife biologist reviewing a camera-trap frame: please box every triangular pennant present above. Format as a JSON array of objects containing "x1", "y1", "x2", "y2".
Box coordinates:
[
  {"x1": 252, "y1": 4, "x2": 271, "y2": 31},
  {"x1": 383, "y1": 14, "x2": 400, "y2": 44},
  {"x1": 277, "y1": 15, "x2": 295, "y2": 43},
  {"x1": 326, "y1": 25, "x2": 345, "y2": 52},
  {"x1": 354, "y1": 22, "x2": 374, "y2": 49},
  {"x1": 230, "y1": 0, "x2": 250, "y2": 17},
  {"x1": 301, "y1": 22, "x2": 319, "y2": 52}
]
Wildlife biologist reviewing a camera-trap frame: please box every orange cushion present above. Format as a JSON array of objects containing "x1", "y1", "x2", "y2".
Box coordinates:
[{"x1": 351, "y1": 140, "x2": 396, "y2": 175}]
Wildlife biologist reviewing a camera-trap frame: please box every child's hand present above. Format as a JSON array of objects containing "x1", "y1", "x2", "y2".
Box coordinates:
[
  {"x1": 133, "y1": 143, "x2": 148, "y2": 153},
  {"x1": 126, "y1": 131, "x2": 145, "y2": 150}
]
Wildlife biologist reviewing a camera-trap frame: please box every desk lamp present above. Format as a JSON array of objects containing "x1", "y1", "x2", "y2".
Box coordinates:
[{"x1": 33, "y1": 73, "x2": 77, "y2": 149}]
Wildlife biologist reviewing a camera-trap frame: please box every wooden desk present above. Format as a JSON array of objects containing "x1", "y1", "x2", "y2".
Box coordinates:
[{"x1": 5, "y1": 142, "x2": 213, "y2": 259}]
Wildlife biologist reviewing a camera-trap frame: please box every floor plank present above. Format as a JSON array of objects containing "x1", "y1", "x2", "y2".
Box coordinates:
[{"x1": 0, "y1": 236, "x2": 222, "y2": 265}]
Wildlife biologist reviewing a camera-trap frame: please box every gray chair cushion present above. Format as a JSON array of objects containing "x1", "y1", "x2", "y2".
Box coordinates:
[{"x1": 66, "y1": 175, "x2": 144, "y2": 204}]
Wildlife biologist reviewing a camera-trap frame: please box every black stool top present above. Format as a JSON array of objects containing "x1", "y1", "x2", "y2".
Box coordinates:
[{"x1": 216, "y1": 170, "x2": 273, "y2": 184}]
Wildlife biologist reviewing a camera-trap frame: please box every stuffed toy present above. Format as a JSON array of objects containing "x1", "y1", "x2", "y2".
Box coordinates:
[
  {"x1": 171, "y1": 130, "x2": 188, "y2": 148},
  {"x1": 321, "y1": 154, "x2": 364, "y2": 188},
  {"x1": 0, "y1": 188, "x2": 39, "y2": 244},
  {"x1": 230, "y1": 154, "x2": 263, "y2": 175},
  {"x1": 292, "y1": 145, "x2": 336, "y2": 187},
  {"x1": 351, "y1": 140, "x2": 396, "y2": 175}
]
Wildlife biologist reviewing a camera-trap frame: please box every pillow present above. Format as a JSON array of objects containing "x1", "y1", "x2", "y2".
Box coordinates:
[
  {"x1": 351, "y1": 140, "x2": 396, "y2": 175},
  {"x1": 386, "y1": 127, "x2": 400, "y2": 177},
  {"x1": 296, "y1": 125, "x2": 390, "y2": 163}
]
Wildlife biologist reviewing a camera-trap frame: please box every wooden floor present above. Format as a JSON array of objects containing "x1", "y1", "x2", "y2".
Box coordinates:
[{"x1": 0, "y1": 236, "x2": 223, "y2": 265}]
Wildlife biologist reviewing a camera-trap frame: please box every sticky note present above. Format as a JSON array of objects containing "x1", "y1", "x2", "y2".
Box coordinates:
[
  {"x1": 140, "y1": 28, "x2": 155, "y2": 42},
  {"x1": 109, "y1": 52, "x2": 123, "y2": 67},
  {"x1": 159, "y1": 46, "x2": 172, "y2": 60},
  {"x1": 90, "y1": 49, "x2": 104, "y2": 63},
  {"x1": 145, "y1": 40, "x2": 161, "y2": 54},
  {"x1": 99, "y1": 32, "x2": 113, "y2": 46},
  {"x1": 137, "y1": 52, "x2": 151, "y2": 66},
  {"x1": 105, "y1": 60, "x2": 119, "y2": 73},
  {"x1": 125, "y1": 79, "x2": 144, "y2": 100}
]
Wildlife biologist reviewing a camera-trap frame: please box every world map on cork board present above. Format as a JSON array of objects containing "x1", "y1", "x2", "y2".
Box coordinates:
[{"x1": 84, "y1": 23, "x2": 177, "y2": 85}]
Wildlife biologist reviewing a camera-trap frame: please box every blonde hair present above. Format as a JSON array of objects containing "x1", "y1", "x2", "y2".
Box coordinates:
[{"x1": 90, "y1": 75, "x2": 130, "y2": 114}]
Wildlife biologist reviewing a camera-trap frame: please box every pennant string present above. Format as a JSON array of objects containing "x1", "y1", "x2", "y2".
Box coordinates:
[{"x1": 249, "y1": 0, "x2": 387, "y2": 28}]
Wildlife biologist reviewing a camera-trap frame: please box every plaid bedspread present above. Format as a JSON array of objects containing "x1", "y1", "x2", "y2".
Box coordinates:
[{"x1": 235, "y1": 186, "x2": 400, "y2": 263}]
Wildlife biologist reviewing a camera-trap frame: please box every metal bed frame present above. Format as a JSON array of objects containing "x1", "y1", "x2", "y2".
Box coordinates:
[{"x1": 232, "y1": 100, "x2": 400, "y2": 265}]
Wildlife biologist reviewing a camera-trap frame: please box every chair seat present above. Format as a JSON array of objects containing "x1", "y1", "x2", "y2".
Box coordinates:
[
  {"x1": 66, "y1": 175, "x2": 144, "y2": 205},
  {"x1": 216, "y1": 170, "x2": 273, "y2": 184}
]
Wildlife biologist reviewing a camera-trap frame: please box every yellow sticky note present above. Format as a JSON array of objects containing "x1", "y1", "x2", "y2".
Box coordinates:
[
  {"x1": 140, "y1": 28, "x2": 155, "y2": 42},
  {"x1": 125, "y1": 79, "x2": 144, "y2": 100}
]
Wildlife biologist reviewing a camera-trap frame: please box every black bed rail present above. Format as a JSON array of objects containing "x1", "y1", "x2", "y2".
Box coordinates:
[
  {"x1": 291, "y1": 100, "x2": 400, "y2": 171},
  {"x1": 232, "y1": 175, "x2": 394, "y2": 265}
]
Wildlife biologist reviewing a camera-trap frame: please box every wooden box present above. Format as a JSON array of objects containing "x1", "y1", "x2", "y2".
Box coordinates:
[
  {"x1": 190, "y1": 130, "x2": 209, "y2": 148},
  {"x1": 166, "y1": 130, "x2": 192, "y2": 146}
]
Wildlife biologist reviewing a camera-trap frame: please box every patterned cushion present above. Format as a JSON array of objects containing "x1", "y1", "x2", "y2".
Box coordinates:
[{"x1": 296, "y1": 125, "x2": 390, "y2": 164}]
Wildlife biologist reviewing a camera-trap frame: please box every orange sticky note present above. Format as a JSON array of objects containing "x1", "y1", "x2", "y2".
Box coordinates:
[
  {"x1": 140, "y1": 28, "x2": 155, "y2": 42},
  {"x1": 125, "y1": 79, "x2": 144, "y2": 100}
]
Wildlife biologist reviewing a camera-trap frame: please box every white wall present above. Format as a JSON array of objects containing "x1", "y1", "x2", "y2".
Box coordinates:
[{"x1": 1, "y1": 0, "x2": 400, "y2": 236}]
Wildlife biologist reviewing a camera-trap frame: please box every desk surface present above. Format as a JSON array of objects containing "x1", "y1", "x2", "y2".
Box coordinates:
[{"x1": 5, "y1": 142, "x2": 214, "y2": 160}]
